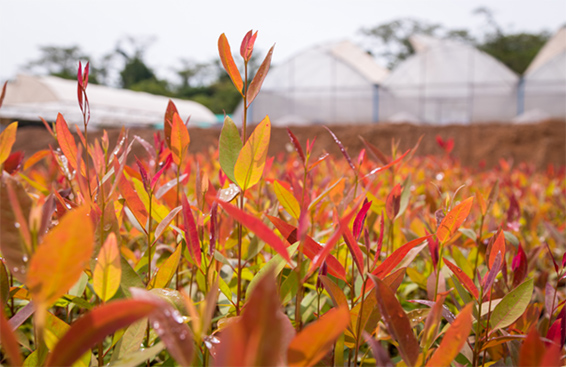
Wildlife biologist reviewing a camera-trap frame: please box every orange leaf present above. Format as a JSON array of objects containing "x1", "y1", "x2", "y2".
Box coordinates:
[
  {"x1": 170, "y1": 112, "x2": 190, "y2": 165},
  {"x1": 234, "y1": 116, "x2": 271, "y2": 191},
  {"x1": 27, "y1": 205, "x2": 94, "y2": 309},
  {"x1": 489, "y1": 230, "x2": 506, "y2": 269},
  {"x1": 444, "y1": 258, "x2": 479, "y2": 299},
  {"x1": 372, "y1": 235, "x2": 432, "y2": 279},
  {"x1": 213, "y1": 269, "x2": 293, "y2": 366},
  {"x1": 287, "y1": 306, "x2": 350, "y2": 367},
  {"x1": 55, "y1": 113, "x2": 79, "y2": 172},
  {"x1": 163, "y1": 100, "x2": 178, "y2": 149},
  {"x1": 218, "y1": 33, "x2": 244, "y2": 96},
  {"x1": 518, "y1": 327, "x2": 545, "y2": 366},
  {"x1": 118, "y1": 175, "x2": 148, "y2": 230},
  {"x1": 370, "y1": 275, "x2": 420, "y2": 366},
  {"x1": 45, "y1": 300, "x2": 158, "y2": 367},
  {"x1": 0, "y1": 121, "x2": 17, "y2": 165},
  {"x1": 436, "y1": 197, "x2": 474, "y2": 244},
  {"x1": 426, "y1": 303, "x2": 473, "y2": 367}
]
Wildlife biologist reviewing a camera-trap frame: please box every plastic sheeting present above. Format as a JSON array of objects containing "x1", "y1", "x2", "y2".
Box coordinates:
[
  {"x1": 522, "y1": 27, "x2": 566, "y2": 120},
  {"x1": 0, "y1": 74, "x2": 217, "y2": 128},
  {"x1": 235, "y1": 40, "x2": 389, "y2": 126},
  {"x1": 379, "y1": 35, "x2": 519, "y2": 124}
]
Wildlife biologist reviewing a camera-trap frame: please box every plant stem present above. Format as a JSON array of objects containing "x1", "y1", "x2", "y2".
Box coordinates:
[
  {"x1": 146, "y1": 192, "x2": 154, "y2": 285},
  {"x1": 354, "y1": 276, "x2": 368, "y2": 366},
  {"x1": 434, "y1": 244, "x2": 445, "y2": 301}
]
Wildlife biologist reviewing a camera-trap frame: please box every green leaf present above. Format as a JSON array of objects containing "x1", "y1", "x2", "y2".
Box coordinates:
[
  {"x1": 219, "y1": 116, "x2": 242, "y2": 184},
  {"x1": 234, "y1": 116, "x2": 271, "y2": 191},
  {"x1": 273, "y1": 180, "x2": 300, "y2": 219},
  {"x1": 490, "y1": 278, "x2": 534, "y2": 330}
]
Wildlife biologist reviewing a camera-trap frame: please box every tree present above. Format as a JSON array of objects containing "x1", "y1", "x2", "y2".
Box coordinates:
[
  {"x1": 360, "y1": 9, "x2": 550, "y2": 75},
  {"x1": 473, "y1": 7, "x2": 550, "y2": 74},
  {"x1": 24, "y1": 45, "x2": 103, "y2": 84}
]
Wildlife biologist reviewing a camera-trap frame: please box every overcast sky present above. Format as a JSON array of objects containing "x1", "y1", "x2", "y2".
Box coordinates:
[{"x1": 1, "y1": 0, "x2": 564, "y2": 84}]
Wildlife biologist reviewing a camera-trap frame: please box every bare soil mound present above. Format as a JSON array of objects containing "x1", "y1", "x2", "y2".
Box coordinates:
[{"x1": 11, "y1": 119, "x2": 565, "y2": 170}]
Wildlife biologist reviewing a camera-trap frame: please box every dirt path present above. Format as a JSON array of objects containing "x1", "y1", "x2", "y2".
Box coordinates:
[{"x1": 11, "y1": 119, "x2": 565, "y2": 170}]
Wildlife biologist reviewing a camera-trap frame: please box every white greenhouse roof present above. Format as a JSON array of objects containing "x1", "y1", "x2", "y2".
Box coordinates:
[
  {"x1": 382, "y1": 35, "x2": 518, "y2": 90},
  {"x1": 525, "y1": 27, "x2": 566, "y2": 76},
  {"x1": 0, "y1": 74, "x2": 217, "y2": 128}
]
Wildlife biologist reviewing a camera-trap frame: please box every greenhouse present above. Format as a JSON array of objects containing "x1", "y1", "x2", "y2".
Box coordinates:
[
  {"x1": 0, "y1": 74, "x2": 217, "y2": 128},
  {"x1": 378, "y1": 35, "x2": 519, "y2": 124},
  {"x1": 236, "y1": 40, "x2": 389, "y2": 126},
  {"x1": 521, "y1": 26, "x2": 566, "y2": 121}
]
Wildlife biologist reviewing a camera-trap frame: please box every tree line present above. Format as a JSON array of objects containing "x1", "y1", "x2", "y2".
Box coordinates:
[{"x1": 23, "y1": 8, "x2": 555, "y2": 114}]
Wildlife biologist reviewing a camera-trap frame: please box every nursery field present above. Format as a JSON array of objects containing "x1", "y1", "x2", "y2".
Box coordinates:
[
  {"x1": 8, "y1": 118, "x2": 566, "y2": 171},
  {"x1": 0, "y1": 33, "x2": 565, "y2": 367}
]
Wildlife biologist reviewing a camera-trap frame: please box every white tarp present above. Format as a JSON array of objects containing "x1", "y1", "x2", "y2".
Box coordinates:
[
  {"x1": 522, "y1": 27, "x2": 566, "y2": 120},
  {"x1": 234, "y1": 40, "x2": 389, "y2": 126},
  {"x1": 378, "y1": 35, "x2": 519, "y2": 124},
  {"x1": 0, "y1": 74, "x2": 217, "y2": 128}
]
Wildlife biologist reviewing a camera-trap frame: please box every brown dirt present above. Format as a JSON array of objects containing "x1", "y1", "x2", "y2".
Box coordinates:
[{"x1": 10, "y1": 119, "x2": 565, "y2": 170}]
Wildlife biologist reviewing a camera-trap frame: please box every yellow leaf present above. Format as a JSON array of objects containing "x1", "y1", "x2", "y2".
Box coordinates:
[
  {"x1": 0, "y1": 121, "x2": 18, "y2": 165},
  {"x1": 149, "y1": 244, "x2": 182, "y2": 289},
  {"x1": 234, "y1": 116, "x2": 271, "y2": 191},
  {"x1": 27, "y1": 205, "x2": 94, "y2": 326},
  {"x1": 273, "y1": 180, "x2": 300, "y2": 219},
  {"x1": 93, "y1": 233, "x2": 121, "y2": 301}
]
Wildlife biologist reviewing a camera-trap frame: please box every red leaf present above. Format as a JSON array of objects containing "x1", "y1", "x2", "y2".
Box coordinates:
[
  {"x1": 370, "y1": 275, "x2": 419, "y2": 366},
  {"x1": 240, "y1": 30, "x2": 258, "y2": 61},
  {"x1": 353, "y1": 199, "x2": 372, "y2": 240},
  {"x1": 488, "y1": 230, "x2": 506, "y2": 269},
  {"x1": 0, "y1": 307, "x2": 23, "y2": 366},
  {"x1": 444, "y1": 258, "x2": 479, "y2": 299},
  {"x1": 267, "y1": 215, "x2": 346, "y2": 280},
  {"x1": 324, "y1": 126, "x2": 356, "y2": 172},
  {"x1": 218, "y1": 33, "x2": 244, "y2": 96},
  {"x1": 286, "y1": 128, "x2": 305, "y2": 165},
  {"x1": 246, "y1": 44, "x2": 275, "y2": 106},
  {"x1": 182, "y1": 194, "x2": 202, "y2": 267},
  {"x1": 512, "y1": 244, "x2": 528, "y2": 288},
  {"x1": 341, "y1": 223, "x2": 366, "y2": 275},
  {"x1": 45, "y1": 300, "x2": 158, "y2": 367},
  {"x1": 372, "y1": 235, "x2": 432, "y2": 279},
  {"x1": 385, "y1": 184, "x2": 402, "y2": 220},
  {"x1": 219, "y1": 201, "x2": 290, "y2": 263},
  {"x1": 436, "y1": 197, "x2": 474, "y2": 244}
]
